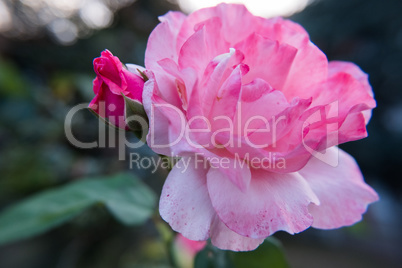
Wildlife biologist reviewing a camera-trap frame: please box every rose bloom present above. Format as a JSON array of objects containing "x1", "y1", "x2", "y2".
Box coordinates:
[
  {"x1": 89, "y1": 50, "x2": 145, "y2": 129},
  {"x1": 142, "y1": 4, "x2": 378, "y2": 251}
]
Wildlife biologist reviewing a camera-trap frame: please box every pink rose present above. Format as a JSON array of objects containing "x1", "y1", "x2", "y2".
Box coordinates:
[
  {"x1": 143, "y1": 4, "x2": 378, "y2": 251},
  {"x1": 89, "y1": 50, "x2": 145, "y2": 129}
]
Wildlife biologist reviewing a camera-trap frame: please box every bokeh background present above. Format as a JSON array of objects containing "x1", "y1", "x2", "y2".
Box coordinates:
[{"x1": 0, "y1": 0, "x2": 401, "y2": 267}]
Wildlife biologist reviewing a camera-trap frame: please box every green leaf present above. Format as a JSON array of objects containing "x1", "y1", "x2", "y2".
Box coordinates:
[
  {"x1": 0, "y1": 173, "x2": 156, "y2": 245},
  {"x1": 122, "y1": 93, "x2": 148, "y2": 132},
  {"x1": 136, "y1": 68, "x2": 149, "y2": 82},
  {"x1": 194, "y1": 243, "x2": 234, "y2": 268},
  {"x1": 194, "y1": 238, "x2": 289, "y2": 268},
  {"x1": 0, "y1": 59, "x2": 29, "y2": 97},
  {"x1": 194, "y1": 246, "x2": 216, "y2": 268}
]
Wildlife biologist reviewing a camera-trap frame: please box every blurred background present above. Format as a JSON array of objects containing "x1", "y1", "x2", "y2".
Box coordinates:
[{"x1": 0, "y1": 0, "x2": 401, "y2": 267}]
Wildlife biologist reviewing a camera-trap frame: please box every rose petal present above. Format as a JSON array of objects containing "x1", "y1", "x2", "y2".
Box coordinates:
[
  {"x1": 253, "y1": 18, "x2": 328, "y2": 98},
  {"x1": 177, "y1": 3, "x2": 263, "y2": 49},
  {"x1": 143, "y1": 73, "x2": 192, "y2": 155},
  {"x1": 302, "y1": 71, "x2": 377, "y2": 149},
  {"x1": 328, "y1": 61, "x2": 374, "y2": 123},
  {"x1": 328, "y1": 61, "x2": 372, "y2": 95},
  {"x1": 210, "y1": 215, "x2": 264, "y2": 251},
  {"x1": 209, "y1": 65, "x2": 243, "y2": 124},
  {"x1": 145, "y1": 11, "x2": 186, "y2": 70},
  {"x1": 282, "y1": 41, "x2": 328, "y2": 100},
  {"x1": 299, "y1": 147, "x2": 379, "y2": 228},
  {"x1": 178, "y1": 17, "x2": 229, "y2": 79},
  {"x1": 198, "y1": 48, "x2": 243, "y2": 117},
  {"x1": 160, "y1": 156, "x2": 262, "y2": 251},
  {"x1": 89, "y1": 83, "x2": 126, "y2": 129},
  {"x1": 242, "y1": 94, "x2": 311, "y2": 151},
  {"x1": 221, "y1": 97, "x2": 313, "y2": 173},
  {"x1": 158, "y1": 58, "x2": 198, "y2": 111},
  {"x1": 210, "y1": 156, "x2": 251, "y2": 193},
  {"x1": 159, "y1": 157, "x2": 214, "y2": 240},
  {"x1": 207, "y1": 167, "x2": 319, "y2": 238},
  {"x1": 312, "y1": 71, "x2": 376, "y2": 117},
  {"x1": 234, "y1": 33, "x2": 297, "y2": 89},
  {"x1": 93, "y1": 50, "x2": 127, "y2": 95},
  {"x1": 257, "y1": 17, "x2": 310, "y2": 49},
  {"x1": 145, "y1": 12, "x2": 186, "y2": 108}
]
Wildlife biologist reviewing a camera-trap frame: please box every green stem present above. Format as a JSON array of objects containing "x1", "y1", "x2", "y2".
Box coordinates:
[{"x1": 152, "y1": 214, "x2": 178, "y2": 268}]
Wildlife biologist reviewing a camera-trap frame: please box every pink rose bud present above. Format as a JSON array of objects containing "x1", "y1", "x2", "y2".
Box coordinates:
[
  {"x1": 89, "y1": 49, "x2": 145, "y2": 130},
  {"x1": 173, "y1": 234, "x2": 206, "y2": 268},
  {"x1": 144, "y1": 4, "x2": 379, "y2": 251}
]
